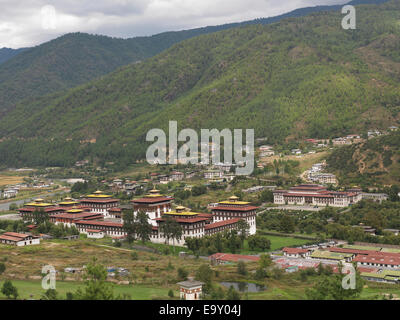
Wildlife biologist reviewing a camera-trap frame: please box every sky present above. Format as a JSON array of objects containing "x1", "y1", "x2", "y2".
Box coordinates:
[{"x1": 0, "y1": 0, "x2": 350, "y2": 48}]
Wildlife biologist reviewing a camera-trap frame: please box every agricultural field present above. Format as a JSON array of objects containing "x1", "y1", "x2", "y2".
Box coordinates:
[
  {"x1": 0, "y1": 280, "x2": 175, "y2": 300},
  {"x1": 0, "y1": 174, "x2": 26, "y2": 187}
]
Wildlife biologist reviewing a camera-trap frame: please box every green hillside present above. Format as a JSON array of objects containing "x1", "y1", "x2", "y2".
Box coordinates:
[
  {"x1": 0, "y1": 0, "x2": 388, "y2": 116},
  {"x1": 327, "y1": 130, "x2": 400, "y2": 186},
  {"x1": 0, "y1": 0, "x2": 399, "y2": 169}
]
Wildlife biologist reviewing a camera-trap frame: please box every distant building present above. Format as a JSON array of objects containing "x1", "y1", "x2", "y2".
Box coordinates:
[
  {"x1": 170, "y1": 171, "x2": 184, "y2": 181},
  {"x1": 79, "y1": 191, "x2": 119, "y2": 218},
  {"x1": 86, "y1": 229, "x2": 104, "y2": 239},
  {"x1": 361, "y1": 193, "x2": 389, "y2": 203},
  {"x1": 0, "y1": 232, "x2": 40, "y2": 246},
  {"x1": 177, "y1": 277, "x2": 204, "y2": 300},
  {"x1": 204, "y1": 170, "x2": 223, "y2": 179},
  {"x1": 282, "y1": 247, "x2": 311, "y2": 258},
  {"x1": 273, "y1": 184, "x2": 361, "y2": 207}
]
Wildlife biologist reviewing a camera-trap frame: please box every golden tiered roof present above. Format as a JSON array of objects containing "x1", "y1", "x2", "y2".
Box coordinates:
[
  {"x1": 26, "y1": 198, "x2": 53, "y2": 207},
  {"x1": 66, "y1": 206, "x2": 84, "y2": 214},
  {"x1": 219, "y1": 195, "x2": 250, "y2": 205},
  {"x1": 86, "y1": 190, "x2": 112, "y2": 198}
]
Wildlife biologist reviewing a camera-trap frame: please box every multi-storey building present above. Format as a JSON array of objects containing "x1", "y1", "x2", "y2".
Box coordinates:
[
  {"x1": 132, "y1": 189, "x2": 173, "y2": 226},
  {"x1": 19, "y1": 198, "x2": 66, "y2": 221},
  {"x1": 273, "y1": 184, "x2": 361, "y2": 208},
  {"x1": 211, "y1": 196, "x2": 258, "y2": 235},
  {"x1": 79, "y1": 191, "x2": 119, "y2": 217}
]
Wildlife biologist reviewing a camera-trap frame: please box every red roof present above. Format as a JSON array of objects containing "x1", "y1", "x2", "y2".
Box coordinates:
[
  {"x1": 108, "y1": 207, "x2": 122, "y2": 212},
  {"x1": 205, "y1": 218, "x2": 240, "y2": 230},
  {"x1": 353, "y1": 255, "x2": 400, "y2": 266},
  {"x1": 75, "y1": 220, "x2": 123, "y2": 228},
  {"x1": 283, "y1": 247, "x2": 309, "y2": 254},
  {"x1": 50, "y1": 212, "x2": 103, "y2": 220},
  {"x1": 329, "y1": 247, "x2": 400, "y2": 258},
  {"x1": 132, "y1": 197, "x2": 173, "y2": 204},
  {"x1": 212, "y1": 206, "x2": 258, "y2": 212},
  {"x1": 283, "y1": 193, "x2": 334, "y2": 198},
  {"x1": 209, "y1": 252, "x2": 259, "y2": 262},
  {"x1": 156, "y1": 217, "x2": 208, "y2": 224},
  {"x1": 80, "y1": 198, "x2": 119, "y2": 204},
  {"x1": 87, "y1": 229, "x2": 103, "y2": 233}
]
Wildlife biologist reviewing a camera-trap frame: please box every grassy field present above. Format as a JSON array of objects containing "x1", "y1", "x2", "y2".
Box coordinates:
[
  {"x1": 0, "y1": 174, "x2": 26, "y2": 187},
  {"x1": 0, "y1": 280, "x2": 176, "y2": 300}
]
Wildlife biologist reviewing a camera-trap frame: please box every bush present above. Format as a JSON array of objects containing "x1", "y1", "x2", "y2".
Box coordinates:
[
  {"x1": 237, "y1": 261, "x2": 247, "y2": 276},
  {"x1": 177, "y1": 267, "x2": 188, "y2": 280},
  {"x1": 168, "y1": 289, "x2": 174, "y2": 298},
  {"x1": 131, "y1": 251, "x2": 138, "y2": 260}
]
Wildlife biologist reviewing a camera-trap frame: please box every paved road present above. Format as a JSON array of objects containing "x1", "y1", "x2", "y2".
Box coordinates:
[
  {"x1": 0, "y1": 190, "x2": 68, "y2": 211},
  {"x1": 0, "y1": 213, "x2": 21, "y2": 221}
]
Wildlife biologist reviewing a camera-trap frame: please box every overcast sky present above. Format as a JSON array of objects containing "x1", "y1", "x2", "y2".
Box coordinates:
[{"x1": 0, "y1": 0, "x2": 350, "y2": 48}]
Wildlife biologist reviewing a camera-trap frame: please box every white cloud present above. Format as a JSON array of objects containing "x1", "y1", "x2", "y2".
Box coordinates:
[{"x1": 0, "y1": 0, "x2": 349, "y2": 48}]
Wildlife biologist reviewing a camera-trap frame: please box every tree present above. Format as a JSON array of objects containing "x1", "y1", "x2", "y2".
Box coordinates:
[
  {"x1": 33, "y1": 209, "x2": 49, "y2": 225},
  {"x1": 0, "y1": 262, "x2": 5, "y2": 275},
  {"x1": 226, "y1": 286, "x2": 241, "y2": 300},
  {"x1": 280, "y1": 215, "x2": 295, "y2": 233},
  {"x1": 259, "y1": 254, "x2": 273, "y2": 269},
  {"x1": 134, "y1": 211, "x2": 152, "y2": 243},
  {"x1": 306, "y1": 264, "x2": 363, "y2": 300},
  {"x1": 41, "y1": 289, "x2": 58, "y2": 300},
  {"x1": 237, "y1": 261, "x2": 247, "y2": 276},
  {"x1": 74, "y1": 258, "x2": 114, "y2": 300},
  {"x1": 159, "y1": 216, "x2": 182, "y2": 247},
  {"x1": 196, "y1": 264, "x2": 213, "y2": 294},
  {"x1": 259, "y1": 190, "x2": 273, "y2": 203},
  {"x1": 177, "y1": 267, "x2": 188, "y2": 281},
  {"x1": 1, "y1": 280, "x2": 18, "y2": 299},
  {"x1": 237, "y1": 220, "x2": 250, "y2": 245},
  {"x1": 122, "y1": 209, "x2": 137, "y2": 243}
]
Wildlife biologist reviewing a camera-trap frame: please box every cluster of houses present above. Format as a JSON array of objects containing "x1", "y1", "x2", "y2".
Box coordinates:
[
  {"x1": 10, "y1": 189, "x2": 259, "y2": 246},
  {"x1": 279, "y1": 243, "x2": 400, "y2": 283},
  {"x1": 306, "y1": 162, "x2": 337, "y2": 185},
  {"x1": 258, "y1": 145, "x2": 275, "y2": 157},
  {"x1": 0, "y1": 187, "x2": 19, "y2": 199}
]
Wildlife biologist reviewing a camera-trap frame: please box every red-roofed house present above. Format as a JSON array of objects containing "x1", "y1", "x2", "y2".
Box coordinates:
[
  {"x1": 0, "y1": 232, "x2": 40, "y2": 246},
  {"x1": 209, "y1": 253, "x2": 259, "y2": 264},
  {"x1": 282, "y1": 247, "x2": 311, "y2": 258}
]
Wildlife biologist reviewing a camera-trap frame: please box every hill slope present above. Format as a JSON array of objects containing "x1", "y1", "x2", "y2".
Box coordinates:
[
  {"x1": 0, "y1": 48, "x2": 28, "y2": 64},
  {"x1": 0, "y1": 0, "x2": 389, "y2": 114},
  {"x1": 327, "y1": 130, "x2": 400, "y2": 185},
  {"x1": 0, "y1": 0, "x2": 399, "y2": 169}
]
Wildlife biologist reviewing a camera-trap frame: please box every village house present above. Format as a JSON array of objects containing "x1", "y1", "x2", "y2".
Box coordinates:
[
  {"x1": 177, "y1": 277, "x2": 204, "y2": 300},
  {"x1": 0, "y1": 232, "x2": 40, "y2": 246},
  {"x1": 170, "y1": 171, "x2": 184, "y2": 181},
  {"x1": 204, "y1": 170, "x2": 224, "y2": 179},
  {"x1": 282, "y1": 247, "x2": 311, "y2": 258}
]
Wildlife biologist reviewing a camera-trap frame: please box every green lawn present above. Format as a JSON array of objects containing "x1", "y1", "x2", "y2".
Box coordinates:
[{"x1": 0, "y1": 280, "x2": 177, "y2": 300}]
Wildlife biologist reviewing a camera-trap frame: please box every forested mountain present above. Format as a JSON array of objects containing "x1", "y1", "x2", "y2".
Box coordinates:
[
  {"x1": 0, "y1": 0, "x2": 388, "y2": 114},
  {"x1": 0, "y1": 0, "x2": 398, "y2": 169},
  {"x1": 0, "y1": 48, "x2": 28, "y2": 64},
  {"x1": 327, "y1": 130, "x2": 400, "y2": 186}
]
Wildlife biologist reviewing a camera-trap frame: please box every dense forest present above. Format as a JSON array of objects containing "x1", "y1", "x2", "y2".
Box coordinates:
[
  {"x1": 0, "y1": 0, "x2": 385, "y2": 115},
  {"x1": 0, "y1": 0, "x2": 399, "y2": 168}
]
